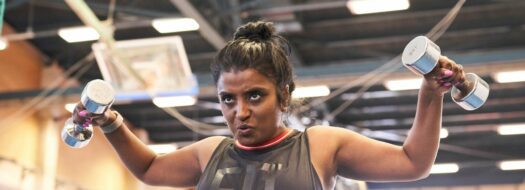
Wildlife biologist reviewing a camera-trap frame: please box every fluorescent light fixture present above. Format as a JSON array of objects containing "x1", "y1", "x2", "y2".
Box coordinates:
[
  {"x1": 440, "y1": 128, "x2": 449, "y2": 139},
  {"x1": 497, "y1": 123, "x2": 525, "y2": 135},
  {"x1": 498, "y1": 160, "x2": 525, "y2": 170},
  {"x1": 292, "y1": 85, "x2": 330, "y2": 99},
  {"x1": 201, "y1": 116, "x2": 226, "y2": 124},
  {"x1": 430, "y1": 163, "x2": 459, "y2": 174},
  {"x1": 346, "y1": 0, "x2": 410, "y2": 15},
  {"x1": 153, "y1": 96, "x2": 197, "y2": 108},
  {"x1": 0, "y1": 38, "x2": 8, "y2": 50},
  {"x1": 384, "y1": 78, "x2": 422, "y2": 91},
  {"x1": 148, "y1": 143, "x2": 178, "y2": 154},
  {"x1": 492, "y1": 70, "x2": 525, "y2": 83},
  {"x1": 152, "y1": 18, "x2": 200, "y2": 33},
  {"x1": 64, "y1": 103, "x2": 77, "y2": 113},
  {"x1": 58, "y1": 26, "x2": 100, "y2": 43}
]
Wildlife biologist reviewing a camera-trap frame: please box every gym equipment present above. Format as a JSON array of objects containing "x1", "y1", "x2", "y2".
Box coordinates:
[
  {"x1": 61, "y1": 79, "x2": 115, "y2": 148},
  {"x1": 402, "y1": 36, "x2": 489, "y2": 110}
]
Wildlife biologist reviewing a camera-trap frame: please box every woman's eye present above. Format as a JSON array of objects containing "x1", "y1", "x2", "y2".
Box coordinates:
[
  {"x1": 222, "y1": 96, "x2": 234, "y2": 104},
  {"x1": 249, "y1": 93, "x2": 261, "y2": 101}
]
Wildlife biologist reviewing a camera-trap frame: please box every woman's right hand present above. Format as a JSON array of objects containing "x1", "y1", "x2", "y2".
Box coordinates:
[
  {"x1": 73, "y1": 103, "x2": 116, "y2": 127},
  {"x1": 422, "y1": 56, "x2": 466, "y2": 96}
]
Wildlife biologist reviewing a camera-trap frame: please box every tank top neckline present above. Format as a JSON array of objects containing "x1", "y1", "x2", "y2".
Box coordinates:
[{"x1": 234, "y1": 128, "x2": 294, "y2": 151}]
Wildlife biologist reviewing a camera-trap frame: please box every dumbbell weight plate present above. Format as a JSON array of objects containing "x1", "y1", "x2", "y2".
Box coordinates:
[
  {"x1": 451, "y1": 73, "x2": 490, "y2": 111},
  {"x1": 62, "y1": 118, "x2": 93, "y2": 148},
  {"x1": 81, "y1": 79, "x2": 115, "y2": 114},
  {"x1": 402, "y1": 36, "x2": 441, "y2": 76}
]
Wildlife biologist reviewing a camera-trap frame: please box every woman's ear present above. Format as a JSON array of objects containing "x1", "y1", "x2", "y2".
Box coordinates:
[{"x1": 280, "y1": 85, "x2": 290, "y2": 112}]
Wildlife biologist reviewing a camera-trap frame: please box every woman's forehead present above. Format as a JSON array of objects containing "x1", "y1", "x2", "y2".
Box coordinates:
[{"x1": 217, "y1": 69, "x2": 275, "y2": 91}]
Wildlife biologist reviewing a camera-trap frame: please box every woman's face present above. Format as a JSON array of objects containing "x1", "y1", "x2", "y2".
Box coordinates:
[{"x1": 217, "y1": 68, "x2": 286, "y2": 146}]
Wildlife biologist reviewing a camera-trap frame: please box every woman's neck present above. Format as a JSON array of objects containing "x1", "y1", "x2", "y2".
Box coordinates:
[{"x1": 235, "y1": 128, "x2": 292, "y2": 151}]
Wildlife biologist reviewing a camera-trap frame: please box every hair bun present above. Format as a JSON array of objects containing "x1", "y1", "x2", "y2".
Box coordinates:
[{"x1": 234, "y1": 21, "x2": 275, "y2": 40}]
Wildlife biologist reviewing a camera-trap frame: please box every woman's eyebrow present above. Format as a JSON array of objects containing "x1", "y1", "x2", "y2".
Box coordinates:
[
  {"x1": 218, "y1": 91, "x2": 232, "y2": 96},
  {"x1": 245, "y1": 87, "x2": 269, "y2": 92}
]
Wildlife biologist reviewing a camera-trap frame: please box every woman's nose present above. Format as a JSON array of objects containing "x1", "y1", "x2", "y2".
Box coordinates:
[{"x1": 235, "y1": 100, "x2": 250, "y2": 121}]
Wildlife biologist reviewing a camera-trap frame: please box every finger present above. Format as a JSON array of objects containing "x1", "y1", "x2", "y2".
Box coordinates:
[
  {"x1": 436, "y1": 68, "x2": 454, "y2": 82},
  {"x1": 453, "y1": 69, "x2": 467, "y2": 87},
  {"x1": 437, "y1": 78, "x2": 452, "y2": 87},
  {"x1": 79, "y1": 110, "x2": 89, "y2": 117},
  {"x1": 438, "y1": 56, "x2": 454, "y2": 71},
  {"x1": 73, "y1": 104, "x2": 91, "y2": 124},
  {"x1": 441, "y1": 83, "x2": 453, "y2": 90},
  {"x1": 82, "y1": 118, "x2": 93, "y2": 128},
  {"x1": 427, "y1": 65, "x2": 444, "y2": 80},
  {"x1": 444, "y1": 62, "x2": 466, "y2": 85},
  {"x1": 90, "y1": 112, "x2": 110, "y2": 126}
]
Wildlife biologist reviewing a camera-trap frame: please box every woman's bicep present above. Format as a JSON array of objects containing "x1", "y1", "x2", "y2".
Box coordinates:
[
  {"x1": 142, "y1": 145, "x2": 202, "y2": 186},
  {"x1": 333, "y1": 128, "x2": 423, "y2": 182},
  {"x1": 143, "y1": 136, "x2": 225, "y2": 187}
]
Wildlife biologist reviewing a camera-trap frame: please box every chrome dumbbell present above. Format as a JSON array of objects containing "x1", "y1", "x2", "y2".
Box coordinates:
[
  {"x1": 402, "y1": 36, "x2": 489, "y2": 110},
  {"x1": 62, "y1": 79, "x2": 115, "y2": 148}
]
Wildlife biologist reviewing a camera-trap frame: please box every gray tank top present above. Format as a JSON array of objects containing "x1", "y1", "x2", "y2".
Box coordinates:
[{"x1": 197, "y1": 129, "x2": 323, "y2": 190}]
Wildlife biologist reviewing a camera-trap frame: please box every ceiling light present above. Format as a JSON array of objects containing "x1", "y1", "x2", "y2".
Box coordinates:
[
  {"x1": 58, "y1": 26, "x2": 100, "y2": 43},
  {"x1": 292, "y1": 85, "x2": 330, "y2": 99},
  {"x1": 346, "y1": 0, "x2": 410, "y2": 15},
  {"x1": 498, "y1": 160, "x2": 525, "y2": 171},
  {"x1": 492, "y1": 70, "x2": 525, "y2": 83},
  {"x1": 384, "y1": 78, "x2": 422, "y2": 91},
  {"x1": 440, "y1": 128, "x2": 449, "y2": 139},
  {"x1": 148, "y1": 143, "x2": 178, "y2": 154},
  {"x1": 152, "y1": 96, "x2": 197, "y2": 108},
  {"x1": 201, "y1": 116, "x2": 226, "y2": 124},
  {"x1": 0, "y1": 38, "x2": 8, "y2": 50},
  {"x1": 64, "y1": 103, "x2": 77, "y2": 113},
  {"x1": 152, "y1": 18, "x2": 200, "y2": 33},
  {"x1": 497, "y1": 123, "x2": 525, "y2": 135},
  {"x1": 430, "y1": 163, "x2": 459, "y2": 174}
]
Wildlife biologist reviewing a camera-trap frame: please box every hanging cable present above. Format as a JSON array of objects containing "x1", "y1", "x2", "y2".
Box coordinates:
[
  {"x1": 326, "y1": 56, "x2": 403, "y2": 120},
  {"x1": 0, "y1": 0, "x2": 467, "y2": 136},
  {"x1": 142, "y1": 0, "x2": 468, "y2": 135},
  {"x1": 308, "y1": 0, "x2": 467, "y2": 121},
  {"x1": 26, "y1": 0, "x2": 35, "y2": 32},
  {"x1": 107, "y1": 0, "x2": 117, "y2": 24},
  {"x1": 0, "y1": 53, "x2": 95, "y2": 134}
]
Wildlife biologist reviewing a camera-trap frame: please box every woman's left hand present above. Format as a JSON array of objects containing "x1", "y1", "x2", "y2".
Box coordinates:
[{"x1": 422, "y1": 56, "x2": 466, "y2": 95}]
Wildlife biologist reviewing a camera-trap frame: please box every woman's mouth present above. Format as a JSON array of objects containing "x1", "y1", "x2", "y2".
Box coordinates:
[{"x1": 237, "y1": 125, "x2": 254, "y2": 135}]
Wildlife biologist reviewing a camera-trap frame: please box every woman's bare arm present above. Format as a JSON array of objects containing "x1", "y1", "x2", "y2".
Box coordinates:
[
  {"x1": 314, "y1": 57, "x2": 462, "y2": 182},
  {"x1": 79, "y1": 109, "x2": 224, "y2": 187}
]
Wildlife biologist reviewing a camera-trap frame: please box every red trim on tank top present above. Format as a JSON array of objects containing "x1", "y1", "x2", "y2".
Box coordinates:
[{"x1": 235, "y1": 129, "x2": 293, "y2": 151}]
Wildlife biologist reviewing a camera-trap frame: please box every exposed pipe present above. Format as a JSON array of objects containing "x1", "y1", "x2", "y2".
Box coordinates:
[{"x1": 170, "y1": 0, "x2": 227, "y2": 50}]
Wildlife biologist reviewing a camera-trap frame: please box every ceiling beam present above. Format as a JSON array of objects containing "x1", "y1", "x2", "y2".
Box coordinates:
[
  {"x1": 170, "y1": 0, "x2": 226, "y2": 50},
  {"x1": 34, "y1": 0, "x2": 175, "y2": 18}
]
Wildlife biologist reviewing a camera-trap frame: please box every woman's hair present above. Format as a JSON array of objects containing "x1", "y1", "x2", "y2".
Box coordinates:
[{"x1": 211, "y1": 21, "x2": 296, "y2": 108}]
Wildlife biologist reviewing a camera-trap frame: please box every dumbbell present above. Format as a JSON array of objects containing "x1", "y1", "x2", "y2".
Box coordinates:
[
  {"x1": 402, "y1": 36, "x2": 489, "y2": 110},
  {"x1": 62, "y1": 79, "x2": 115, "y2": 148}
]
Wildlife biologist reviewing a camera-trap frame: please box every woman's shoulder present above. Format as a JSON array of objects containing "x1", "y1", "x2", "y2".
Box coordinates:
[
  {"x1": 305, "y1": 125, "x2": 338, "y2": 145},
  {"x1": 201, "y1": 135, "x2": 229, "y2": 143},
  {"x1": 194, "y1": 136, "x2": 230, "y2": 151},
  {"x1": 192, "y1": 136, "x2": 230, "y2": 172},
  {"x1": 306, "y1": 125, "x2": 361, "y2": 145},
  {"x1": 306, "y1": 125, "x2": 344, "y2": 135}
]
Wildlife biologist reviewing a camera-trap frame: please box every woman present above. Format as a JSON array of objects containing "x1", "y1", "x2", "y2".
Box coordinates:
[{"x1": 76, "y1": 21, "x2": 465, "y2": 190}]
